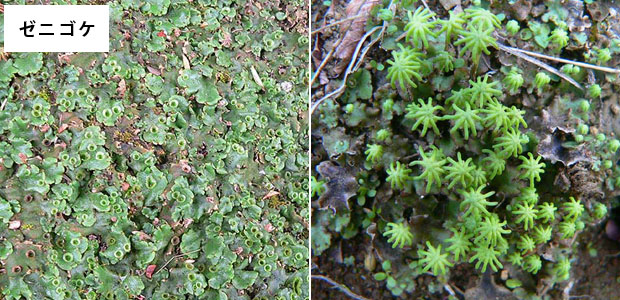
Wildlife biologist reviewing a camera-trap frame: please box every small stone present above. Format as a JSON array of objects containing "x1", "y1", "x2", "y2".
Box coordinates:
[{"x1": 8, "y1": 220, "x2": 21, "y2": 230}]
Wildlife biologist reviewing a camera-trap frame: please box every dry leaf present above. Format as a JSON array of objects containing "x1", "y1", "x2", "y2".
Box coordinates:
[
  {"x1": 464, "y1": 271, "x2": 517, "y2": 300},
  {"x1": 0, "y1": 47, "x2": 9, "y2": 61},
  {"x1": 182, "y1": 54, "x2": 191, "y2": 70},
  {"x1": 117, "y1": 79, "x2": 127, "y2": 98},
  {"x1": 147, "y1": 65, "x2": 161, "y2": 76},
  {"x1": 334, "y1": 0, "x2": 381, "y2": 72},
  {"x1": 145, "y1": 265, "x2": 157, "y2": 279},
  {"x1": 317, "y1": 161, "x2": 358, "y2": 214},
  {"x1": 182, "y1": 42, "x2": 191, "y2": 70},
  {"x1": 250, "y1": 66, "x2": 264, "y2": 89},
  {"x1": 9, "y1": 220, "x2": 20, "y2": 230},
  {"x1": 262, "y1": 190, "x2": 280, "y2": 199}
]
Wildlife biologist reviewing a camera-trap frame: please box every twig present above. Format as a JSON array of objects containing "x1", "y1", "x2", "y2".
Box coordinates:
[
  {"x1": 311, "y1": 14, "x2": 367, "y2": 35},
  {"x1": 310, "y1": 1, "x2": 368, "y2": 88},
  {"x1": 502, "y1": 45, "x2": 620, "y2": 74},
  {"x1": 310, "y1": 46, "x2": 336, "y2": 87},
  {"x1": 422, "y1": 3, "x2": 592, "y2": 89},
  {"x1": 497, "y1": 42, "x2": 584, "y2": 90},
  {"x1": 420, "y1": 0, "x2": 437, "y2": 21},
  {"x1": 311, "y1": 25, "x2": 382, "y2": 114},
  {"x1": 310, "y1": 0, "x2": 398, "y2": 114},
  {"x1": 604, "y1": 250, "x2": 620, "y2": 258},
  {"x1": 153, "y1": 249, "x2": 201, "y2": 276},
  {"x1": 444, "y1": 284, "x2": 458, "y2": 297},
  {"x1": 0, "y1": 97, "x2": 7, "y2": 112},
  {"x1": 312, "y1": 275, "x2": 372, "y2": 300}
]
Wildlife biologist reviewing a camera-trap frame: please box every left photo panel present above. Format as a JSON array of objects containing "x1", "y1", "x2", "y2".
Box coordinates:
[{"x1": 0, "y1": 1, "x2": 310, "y2": 299}]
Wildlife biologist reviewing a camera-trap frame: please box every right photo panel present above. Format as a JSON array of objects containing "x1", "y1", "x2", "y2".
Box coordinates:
[{"x1": 311, "y1": 0, "x2": 620, "y2": 299}]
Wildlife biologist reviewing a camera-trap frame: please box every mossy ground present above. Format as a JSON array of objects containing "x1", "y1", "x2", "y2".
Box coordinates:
[
  {"x1": 312, "y1": 0, "x2": 620, "y2": 298},
  {"x1": 0, "y1": 0, "x2": 309, "y2": 299}
]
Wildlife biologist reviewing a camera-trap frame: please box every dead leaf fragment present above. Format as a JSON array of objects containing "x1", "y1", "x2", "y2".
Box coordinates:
[
  {"x1": 147, "y1": 65, "x2": 161, "y2": 76},
  {"x1": 464, "y1": 270, "x2": 517, "y2": 300},
  {"x1": 182, "y1": 42, "x2": 191, "y2": 70},
  {"x1": 334, "y1": 0, "x2": 381, "y2": 72},
  {"x1": 250, "y1": 66, "x2": 264, "y2": 89},
  {"x1": 182, "y1": 54, "x2": 190, "y2": 70},
  {"x1": 145, "y1": 265, "x2": 157, "y2": 279},
  {"x1": 8, "y1": 220, "x2": 20, "y2": 230},
  {"x1": 262, "y1": 190, "x2": 280, "y2": 200},
  {"x1": 317, "y1": 161, "x2": 358, "y2": 214},
  {"x1": 18, "y1": 153, "x2": 27, "y2": 164},
  {"x1": 117, "y1": 79, "x2": 127, "y2": 98}
]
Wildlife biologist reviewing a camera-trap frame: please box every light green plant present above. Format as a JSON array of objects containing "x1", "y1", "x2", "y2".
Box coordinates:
[
  {"x1": 532, "y1": 225, "x2": 552, "y2": 244},
  {"x1": 410, "y1": 146, "x2": 446, "y2": 193},
  {"x1": 523, "y1": 255, "x2": 542, "y2": 274},
  {"x1": 444, "y1": 103, "x2": 481, "y2": 139},
  {"x1": 404, "y1": 7, "x2": 437, "y2": 48},
  {"x1": 383, "y1": 222, "x2": 414, "y2": 249},
  {"x1": 537, "y1": 202, "x2": 557, "y2": 223},
  {"x1": 386, "y1": 161, "x2": 412, "y2": 190},
  {"x1": 386, "y1": 44, "x2": 423, "y2": 89},
  {"x1": 445, "y1": 152, "x2": 475, "y2": 189},
  {"x1": 469, "y1": 75, "x2": 503, "y2": 108},
  {"x1": 534, "y1": 72, "x2": 551, "y2": 90},
  {"x1": 513, "y1": 202, "x2": 538, "y2": 230},
  {"x1": 438, "y1": 10, "x2": 465, "y2": 44},
  {"x1": 454, "y1": 24, "x2": 498, "y2": 66},
  {"x1": 459, "y1": 186, "x2": 497, "y2": 218},
  {"x1": 493, "y1": 128, "x2": 529, "y2": 158},
  {"x1": 481, "y1": 149, "x2": 506, "y2": 179},
  {"x1": 445, "y1": 228, "x2": 472, "y2": 261},
  {"x1": 517, "y1": 235, "x2": 535, "y2": 253},
  {"x1": 469, "y1": 245, "x2": 502, "y2": 272},
  {"x1": 464, "y1": 7, "x2": 501, "y2": 30},
  {"x1": 482, "y1": 98, "x2": 511, "y2": 132},
  {"x1": 405, "y1": 98, "x2": 444, "y2": 137},
  {"x1": 365, "y1": 144, "x2": 384, "y2": 164},
  {"x1": 503, "y1": 67, "x2": 524, "y2": 93},
  {"x1": 518, "y1": 153, "x2": 546, "y2": 186},
  {"x1": 418, "y1": 242, "x2": 453, "y2": 276},
  {"x1": 474, "y1": 214, "x2": 511, "y2": 247},
  {"x1": 563, "y1": 197, "x2": 584, "y2": 220},
  {"x1": 506, "y1": 20, "x2": 520, "y2": 35}
]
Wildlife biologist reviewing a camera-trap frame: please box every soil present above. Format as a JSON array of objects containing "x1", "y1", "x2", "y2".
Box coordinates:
[
  {"x1": 311, "y1": 0, "x2": 620, "y2": 298},
  {"x1": 313, "y1": 222, "x2": 620, "y2": 299},
  {"x1": 569, "y1": 225, "x2": 620, "y2": 299},
  {"x1": 312, "y1": 235, "x2": 398, "y2": 299}
]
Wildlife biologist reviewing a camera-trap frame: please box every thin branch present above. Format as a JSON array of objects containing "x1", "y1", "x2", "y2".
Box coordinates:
[
  {"x1": 497, "y1": 42, "x2": 584, "y2": 90},
  {"x1": 312, "y1": 275, "x2": 372, "y2": 300},
  {"x1": 310, "y1": 0, "x2": 390, "y2": 114},
  {"x1": 0, "y1": 97, "x2": 7, "y2": 112},
  {"x1": 153, "y1": 249, "x2": 201, "y2": 276},
  {"x1": 310, "y1": 46, "x2": 336, "y2": 87},
  {"x1": 311, "y1": 14, "x2": 367, "y2": 35},
  {"x1": 310, "y1": 1, "x2": 369, "y2": 87},
  {"x1": 502, "y1": 45, "x2": 620, "y2": 74},
  {"x1": 311, "y1": 26, "x2": 382, "y2": 114},
  {"x1": 420, "y1": 0, "x2": 437, "y2": 21}
]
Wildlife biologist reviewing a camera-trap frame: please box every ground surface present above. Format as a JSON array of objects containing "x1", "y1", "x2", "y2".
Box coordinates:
[{"x1": 311, "y1": 0, "x2": 620, "y2": 299}]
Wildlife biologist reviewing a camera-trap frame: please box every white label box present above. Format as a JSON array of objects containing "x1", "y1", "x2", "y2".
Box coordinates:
[{"x1": 3, "y1": 5, "x2": 109, "y2": 52}]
